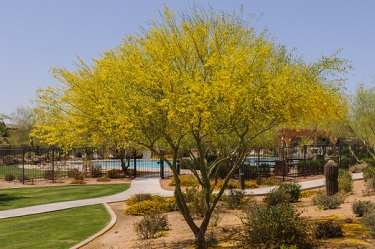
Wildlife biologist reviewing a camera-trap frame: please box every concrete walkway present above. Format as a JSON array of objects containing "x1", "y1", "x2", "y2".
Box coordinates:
[{"x1": 0, "y1": 173, "x2": 363, "y2": 219}]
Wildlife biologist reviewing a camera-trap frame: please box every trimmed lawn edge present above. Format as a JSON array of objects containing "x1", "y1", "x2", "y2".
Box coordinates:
[{"x1": 71, "y1": 202, "x2": 117, "y2": 249}]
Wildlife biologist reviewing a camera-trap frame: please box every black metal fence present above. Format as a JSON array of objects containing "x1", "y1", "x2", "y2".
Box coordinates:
[{"x1": 0, "y1": 144, "x2": 363, "y2": 184}]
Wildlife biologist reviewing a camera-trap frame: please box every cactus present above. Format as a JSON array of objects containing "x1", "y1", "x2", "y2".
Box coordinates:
[{"x1": 324, "y1": 160, "x2": 339, "y2": 196}]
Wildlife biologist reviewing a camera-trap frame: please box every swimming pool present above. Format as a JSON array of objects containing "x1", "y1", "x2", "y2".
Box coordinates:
[{"x1": 70, "y1": 159, "x2": 170, "y2": 169}]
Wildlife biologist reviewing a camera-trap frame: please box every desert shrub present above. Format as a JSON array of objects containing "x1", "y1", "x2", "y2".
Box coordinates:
[
  {"x1": 244, "y1": 180, "x2": 259, "y2": 189},
  {"x1": 278, "y1": 182, "x2": 302, "y2": 203},
  {"x1": 300, "y1": 190, "x2": 318, "y2": 198},
  {"x1": 240, "y1": 203, "x2": 314, "y2": 249},
  {"x1": 311, "y1": 190, "x2": 343, "y2": 210},
  {"x1": 125, "y1": 200, "x2": 169, "y2": 216},
  {"x1": 5, "y1": 173, "x2": 15, "y2": 181},
  {"x1": 43, "y1": 170, "x2": 60, "y2": 180},
  {"x1": 134, "y1": 212, "x2": 169, "y2": 239},
  {"x1": 183, "y1": 187, "x2": 205, "y2": 218},
  {"x1": 361, "y1": 211, "x2": 375, "y2": 238},
  {"x1": 90, "y1": 165, "x2": 103, "y2": 178},
  {"x1": 16, "y1": 174, "x2": 30, "y2": 182},
  {"x1": 364, "y1": 177, "x2": 375, "y2": 194},
  {"x1": 107, "y1": 169, "x2": 123, "y2": 179},
  {"x1": 126, "y1": 193, "x2": 154, "y2": 205},
  {"x1": 166, "y1": 196, "x2": 179, "y2": 211},
  {"x1": 226, "y1": 189, "x2": 245, "y2": 209},
  {"x1": 210, "y1": 212, "x2": 222, "y2": 227},
  {"x1": 168, "y1": 175, "x2": 199, "y2": 187},
  {"x1": 352, "y1": 200, "x2": 375, "y2": 217},
  {"x1": 338, "y1": 169, "x2": 353, "y2": 193},
  {"x1": 70, "y1": 179, "x2": 86, "y2": 184},
  {"x1": 67, "y1": 168, "x2": 80, "y2": 178},
  {"x1": 3, "y1": 155, "x2": 18, "y2": 165},
  {"x1": 363, "y1": 165, "x2": 375, "y2": 181},
  {"x1": 314, "y1": 220, "x2": 343, "y2": 239},
  {"x1": 212, "y1": 179, "x2": 240, "y2": 190},
  {"x1": 348, "y1": 163, "x2": 367, "y2": 173},
  {"x1": 263, "y1": 187, "x2": 291, "y2": 206},
  {"x1": 97, "y1": 176, "x2": 111, "y2": 182},
  {"x1": 280, "y1": 245, "x2": 297, "y2": 249},
  {"x1": 261, "y1": 177, "x2": 280, "y2": 186}
]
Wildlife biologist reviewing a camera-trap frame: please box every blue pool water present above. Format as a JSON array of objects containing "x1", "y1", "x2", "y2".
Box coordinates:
[{"x1": 71, "y1": 160, "x2": 170, "y2": 169}]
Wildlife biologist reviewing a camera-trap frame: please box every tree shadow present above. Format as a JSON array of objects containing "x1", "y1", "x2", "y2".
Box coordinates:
[{"x1": 0, "y1": 194, "x2": 25, "y2": 206}]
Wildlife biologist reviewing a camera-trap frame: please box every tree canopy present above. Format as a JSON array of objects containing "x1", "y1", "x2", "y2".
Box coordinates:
[{"x1": 32, "y1": 5, "x2": 349, "y2": 245}]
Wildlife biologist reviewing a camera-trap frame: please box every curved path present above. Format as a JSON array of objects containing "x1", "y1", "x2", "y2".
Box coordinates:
[{"x1": 0, "y1": 173, "x2": 363, "y2": 219}]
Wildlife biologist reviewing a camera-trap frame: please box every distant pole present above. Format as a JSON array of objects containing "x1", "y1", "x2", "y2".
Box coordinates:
[{"x1": 133, "y1": 150, "x2": 137, "y2": 178}]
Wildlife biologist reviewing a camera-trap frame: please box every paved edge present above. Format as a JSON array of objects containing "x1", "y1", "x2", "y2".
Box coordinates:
[{"x1": 70, "y1": 202, "x2": 117, "y2": 249}]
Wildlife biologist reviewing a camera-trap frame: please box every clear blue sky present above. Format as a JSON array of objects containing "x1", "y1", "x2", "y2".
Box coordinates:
[{"x1": 1, "y1": 0, "x2": 374, "y2": 116}]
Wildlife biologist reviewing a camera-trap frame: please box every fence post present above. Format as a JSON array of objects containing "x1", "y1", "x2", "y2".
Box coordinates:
[
  {"x1": 52, "y1": 148, "x2": 55, "y2": 182},
  {"x1": 303, "y1": 145, "x2": 307, "y2": 178},
  {"x1": 133, "y1": 150, "x2": 137, "y2": 178},
  {"x1": 22, "y1": 148, "x2": 25, "y2": 184},
  {"x1": 160, "y1": 151, "x2": 164, "y2": 179},
  {"x1": 257, "y1": 148, "x2": 261, "y2": 185}
]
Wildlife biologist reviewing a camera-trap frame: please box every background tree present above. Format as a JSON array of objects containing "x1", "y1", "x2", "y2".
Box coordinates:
[
  {"x1": 334, "y1": 84, "x2": 375, "y2": 159},
  {"x1": 0, "y1": 114, "x2": 10, "y2": 145},
  {"x1": 8, "y1": 106, "x2": 37, "y2": 147},
  {"x1": 32, "y1": 5, "x2": 349, "y2": 245}
]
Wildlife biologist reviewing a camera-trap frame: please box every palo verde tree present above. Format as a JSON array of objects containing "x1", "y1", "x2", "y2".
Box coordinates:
[
  {"x1": 33, "y1": 5, "x2": 349, "y2": 246},
  {"x1": 336, "y1": 83, "x2": 375, "y2": 159}
]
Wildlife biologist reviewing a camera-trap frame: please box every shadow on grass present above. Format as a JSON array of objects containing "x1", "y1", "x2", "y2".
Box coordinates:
[{"x1": 0, "y1": 194, "x2": 25, "y2": 206}]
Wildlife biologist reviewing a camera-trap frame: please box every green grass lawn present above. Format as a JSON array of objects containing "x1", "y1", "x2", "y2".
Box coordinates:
[
  {"x1": 0, "y1": 204, "x2": 111, "y2": 249},
  {"x1": 0, "y1": 184, "x2": 130, "y2": 210},
  {"x1": 0, "y1": 165, "x2": 48, "y2": 179}
]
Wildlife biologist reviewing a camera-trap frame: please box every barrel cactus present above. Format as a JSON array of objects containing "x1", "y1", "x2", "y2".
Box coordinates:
[{"x1": 324, "y1": 160, "x2": 339, "y2": 196}]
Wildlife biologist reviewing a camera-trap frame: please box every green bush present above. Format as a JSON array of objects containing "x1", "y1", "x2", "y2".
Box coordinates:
[
  {"x1": 226, "y1": 189, "x2": 245, "y2": 209},
  {"x1": 340, "y1": 157, "x2": 356, "y2": 169},
  {"x1": 362, "y1": 158, "x2": 375, "y2": 167},
  {"x1": 278, "y1": 182, "x2": 302, "y2": 203},
  {"x1": 240, "y1": 203, "x2": 314, "y2": 249},
  {"x1": 352, "y1": 200, "x2": 375, "y2": 217},
  {"x1": 5, "y1": 173, "x2": 15, "y2": 181},
  {"x1": 298, "y1": 160, "x2": 322, "y2": 175},
  {"x1": 134, "y1": 212, "x2": 169, "y2": 239},
  {"x1": 263, "y1": 187, "x2": 291, "y2": 206},
  {"x1": 314, "y1": 220, "x2": 343, "y2": 239},
  {"x1": 362, "y1": 211, "x2": 375, "y2": 238},
  {"x1": 338, "y1": 169, "x2": 353, "y2": 193},
  {"x1": 263, "y1": 182, "x2": 301, "y2": 206},
  {"x1": 311, "y1": 190, "x2": 343, "y2": 210}
]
